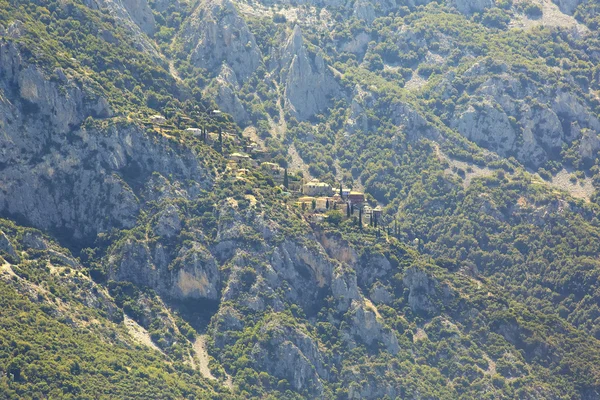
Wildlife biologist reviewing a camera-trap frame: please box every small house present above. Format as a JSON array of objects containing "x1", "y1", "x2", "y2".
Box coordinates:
[
  {"x1": 185, "y1": 128, "x2": 203, "y2": 136},
  {"x1": 230, "y1": 152, "x2": 251, "y2": 162},
  {"x1": 303, "y1": 179, "x2": 333, "y2": 197}
]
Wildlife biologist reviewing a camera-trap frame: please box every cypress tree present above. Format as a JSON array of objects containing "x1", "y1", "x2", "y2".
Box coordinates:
[
  {"x1": 359, "y1": 207, "x2": 363, "y2": 230},
  {"x1": 218, "y1": 127, "x2": 223, "y2": 153},
  {"x1": 283, "y1": 168, "x2": 289, "y2": 189},
  {"x1": 347, "y1": 202, "x2": 351, "y2": 218}
]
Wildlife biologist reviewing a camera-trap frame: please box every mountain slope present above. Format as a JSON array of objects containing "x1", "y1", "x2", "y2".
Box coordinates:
[{"x1": 1, "y1": 0, "x2": 600, "y2": 398}]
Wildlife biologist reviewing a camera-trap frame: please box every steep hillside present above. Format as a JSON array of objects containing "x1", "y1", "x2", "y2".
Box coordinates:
[{"x1": 1, "y1": 0, "x2": 600, "y2": 398}]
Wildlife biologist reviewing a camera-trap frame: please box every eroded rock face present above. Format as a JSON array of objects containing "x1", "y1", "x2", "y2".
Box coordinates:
[
  {"x1": 251, "y1": 320, "x2": 329, "y2": 395},
  {"x1": 211, "y1": 65, "x2": 250, "y2": 124},
  {"x1": 82, "y1": 0, "x2": 158, "y2": 55},
  {"x1": 109, "y1": 238, "x2": 221, "y2": 301},
  {"x1": 180, "y1": 0, "x2": 262, "y2": 82},
  {"x1": 0, "y1": 230, "x2": 17, "y2": 258},
  {"x1": 447, "y1": 61, "x2": 600, "y2": 167},
  {"x1": 403, "y1": 268, "x2": 440, "y2": 315},
  {"x1": 278, "y1": 26, "x2": 341, "y2": 120}
]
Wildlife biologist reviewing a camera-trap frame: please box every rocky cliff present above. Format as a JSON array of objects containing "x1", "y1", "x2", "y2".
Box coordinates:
[
  {"x1": 277, "y1": 25, "x2": 341, "y2": 120},
  {"x1": 179, "y1": 0, "x2": 262, "y2": 83},
  {"x1": 0, "y1": 41, "x2": 214, "y2": 242}
]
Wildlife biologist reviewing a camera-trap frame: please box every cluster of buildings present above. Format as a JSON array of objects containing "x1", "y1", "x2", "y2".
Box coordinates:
[{"x1": 296, "y1": 179, "x2": 383, "y2": 225}]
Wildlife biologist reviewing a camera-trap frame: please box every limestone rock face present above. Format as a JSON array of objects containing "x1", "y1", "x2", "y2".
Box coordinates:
[
  {"x1": 251, "y1": 320, "x2": 328, "y2": 396},
  {"x1": 278, "y1": 26, "x2": 341, "y2": 120},
  {"x1": 452, "y1": 101, "x2": 517, "y2": 155},
  {"x1": 180, "y1": 0, "x2": 262, "y2": 82},
  {"x1": 211, "y1": 65, "x2": 250, "y2": 124},
  {"x1": 0, "y1": 230, "x2": 17, "y2": 258},
  {"x1": 344, "y1": 300, "x2": 400, "y2": 354},
  {"x1": 0, "y1": 42, "x2": 213, "y2": 242},
  {"x1": 447, "y1": 61, "x2": 600, "y2": 167},
  {"x1": 109, "y1": 239, "x2": 221, "y2": 301},
  {"x1": 403, "y1": 268, "x2": 441, "y2": 315},
  {"x1": 82, "y1": 0, "x2": 158, "y2": 55}
]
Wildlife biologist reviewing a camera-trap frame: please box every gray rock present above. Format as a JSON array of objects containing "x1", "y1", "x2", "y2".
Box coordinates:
[
  {"x1": 0, "y1": 230, "x2": 17, "y2": 258},
  {"x1": 403, "y1": 268, "x2": 439, "y2": 315},
  {"x1": 344, "y1": 300, "x2": 400, "y2": 354},
  {"x1": 279, "y1": 26, "x2": 341, "y2": 120},
  {"x1": 180, "y1": 0, "x2": 262, "y2": 82},
  {"x1": 153, "y1": 204, "x2": 183, "y2": 239},
  {"x1": 370, "y1": 283, "x2": 393, "y2": 305},
  {"x1": 212, "y1": 65, "x2": 250, "y2": 124}
]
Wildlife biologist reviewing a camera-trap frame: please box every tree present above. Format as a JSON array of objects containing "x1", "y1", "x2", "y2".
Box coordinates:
[
  {"x1": 327, "y1": 210, "x2": 343, "y2": 226},
  {"x1": 347, "y1": 202, "x2": 351, "y2": 218},
  {"x1": 326, "y1": 199, "x2": 330, "y2": 209},
  {"x1": 283, "y1": 168, "x2": 289, "y2": 189},
  {"x1": 312, "y1": 199, "x2": 316, "y2": 210},
  {"x1": 218, "y1": 127, "x2": 223, "y2": 153},
  {"x1": 340, "y1": 182, "x2": 343, "y2": 197},
  {"x1": 359, "y1": 207, "x2": 363, "y2": 230}
]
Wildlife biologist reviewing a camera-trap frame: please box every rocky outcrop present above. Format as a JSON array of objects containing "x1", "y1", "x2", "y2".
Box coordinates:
[
  {"x1": 82, "y1": 0, "x2": 158, "y2": 56},
  {"x1": 109, "y1": 237, "x2": 221, "y2": 301},
  {"x1": 345, "y1": 85, "x2": 372, "y2": 134},
  {"x1": 403, "y1": 268, "x2": 442, "y2": 315},
  {"x1": 343, "y1": 300, "x2": 400, "y2": 354},
  {"x1": 0, "y1": 230, "x2": 17, "y2": 258},
  {"x1": 451, "y1": 101, "x2": 517, "y2": 155},
  {"x1": 278, "y1": 26, "x2": 341, "y2": 120},
  {"x1": 211, "y1": 65, "x2": 250, "y2": 124},
  {"x1": 447, "y1": 61, "x2": 600, "y2": 167},
  {"x1": 180, "y1": 0, "x2": 262, "y2": 82},
  {"x1": 86, "y1": 0, "x2": 156, "y2": 35},
  {"x1": 251, "y1": 319, "x2": 329, "y2": 395}
]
